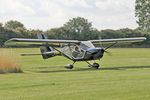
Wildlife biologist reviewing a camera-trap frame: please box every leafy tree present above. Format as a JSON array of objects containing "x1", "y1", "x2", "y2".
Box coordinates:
[
  {"x1": 46, "y1": 17, "x2": 99, "y2": 40},
  {"x1": 0, "y1": 23, "x2": 2, "y2": 27},
  {"x1": 27, "y1": 29, "x2": 42, "y2": 38},
  {"x1": 135, "y1": 0, "x2": 150, "y2": 32},
  {"x1": 4, "y1": 20, "x2": 24, "y2": 30},
  {"x1": 0, "y1": 23, "x2": 4, "y2": 45},
  {"x1": 0, "y1": 18, "x2": 150, "y2": 47},
  {"x1": 0, "y1": 23, "x2": 3, "y2": 32},
  {"x1": 100, "y1": 29, "x2": 125, "y2": 39},
  {"x1": 63, "y1": 17, "x2": 98, "y2": 40},
  {"x1": 117, "y1": 28, "x2": 141, "y2": 37},
  {"x1": 46, "y1": 27, "x2": 67, "y2": 39},
  {"x1": 143, "y1": 33, "x2": 150, "y2": 45}
]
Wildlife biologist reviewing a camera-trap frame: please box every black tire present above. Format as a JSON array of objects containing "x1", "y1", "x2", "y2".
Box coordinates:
[
  {"x1": 64, "y1": 64, "x2": 73, "y2": 69},
  {"x1": 69, "y1": 65, "x2": 73, "y2": 69},
  {"x1": 93, "y1": 63, "x2": 99, "y2": 69}
]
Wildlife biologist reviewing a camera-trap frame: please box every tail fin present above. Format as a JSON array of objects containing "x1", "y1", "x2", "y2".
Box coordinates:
[
  {"x1": 38, "y1": 33, "x2": 55, "y2": 59},
  {"x1": 37, "y1": 33, "x2": 48, "y2": 39}
]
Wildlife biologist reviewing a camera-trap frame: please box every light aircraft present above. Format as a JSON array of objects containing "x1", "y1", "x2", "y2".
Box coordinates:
[{"x1": 5, "y1": 33, "x2": 146, "y2": 69}]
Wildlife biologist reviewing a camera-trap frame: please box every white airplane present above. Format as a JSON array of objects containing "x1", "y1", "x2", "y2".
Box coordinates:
[{"x1": 5, "y1": 33, "x2": 146, "y2": 69}]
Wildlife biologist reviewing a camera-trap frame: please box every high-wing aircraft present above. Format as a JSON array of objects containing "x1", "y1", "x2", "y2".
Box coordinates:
[{"x1": 5, "y1": 33, "x2": 146, "y2": 69}]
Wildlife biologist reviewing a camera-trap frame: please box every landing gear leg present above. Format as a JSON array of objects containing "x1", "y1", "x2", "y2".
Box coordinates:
[
  {"x1": 85, "y1": 61, "x2": 100, "y2": 69},
  {"x1": 64, "y1": 61, "x2": 76, "y2": 69}
]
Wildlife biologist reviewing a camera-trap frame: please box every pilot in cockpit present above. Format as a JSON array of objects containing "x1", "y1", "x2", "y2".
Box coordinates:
[
  {"x1": 72, "y1": 46, "x2": 80, "y2": 58},
  {"x1": 72, "y1": 46, "x2": 85, "y2": 58}
]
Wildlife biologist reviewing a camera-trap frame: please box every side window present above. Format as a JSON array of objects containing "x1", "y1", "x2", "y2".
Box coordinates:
[
  {"x1": 61, "y1": 46, "x2": 85, "y2": 59},
  {"x1": 72, "y1": 46, "x2": 85, "y2": 59}
]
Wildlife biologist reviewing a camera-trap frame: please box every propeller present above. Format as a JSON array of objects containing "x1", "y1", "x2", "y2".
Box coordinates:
[
  {"x1": 98, "y1": 35, "x2": 112, "y2": 56},
  {"x1": 103, "y1": 49, "x2": 112, "y2": 56},
  {"x1": 103, "y1": 42, "x2": 118, "y2": 56}
]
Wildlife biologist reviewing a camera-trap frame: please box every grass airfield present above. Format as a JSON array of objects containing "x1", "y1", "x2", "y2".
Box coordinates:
[{"x1": 0, "y1": 48, "x2": 150, "y2": 100}]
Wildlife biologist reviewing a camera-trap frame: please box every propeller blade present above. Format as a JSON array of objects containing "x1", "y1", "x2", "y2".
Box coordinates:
[
  {"x1": 104, "y1": 50, "x2": 112, "y2": 56},
  {"x1": 104, "y1": 42, "x2": 117, "y2": 51}
]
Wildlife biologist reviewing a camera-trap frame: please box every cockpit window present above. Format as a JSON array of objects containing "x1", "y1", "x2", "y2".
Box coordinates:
[
  {"x1": 61, "y1": 46, "x2": 85, "y2": 59},
  {"x1": 72, "y1": 46, "x2": 85, "y2": 59}
]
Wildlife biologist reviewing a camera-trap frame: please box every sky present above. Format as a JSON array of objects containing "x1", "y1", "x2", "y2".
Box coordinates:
[{"x1": 0, "y1": 0, "x2": 138, "y2": 31}]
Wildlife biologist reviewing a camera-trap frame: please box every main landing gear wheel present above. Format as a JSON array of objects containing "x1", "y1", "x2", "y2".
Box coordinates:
[
  {"x1": 64, "y1": 64, "x2": 74, "y2": 69},
  {"x1": 88, "y1": 63, "x2": 100, "y2": 69},
  {"x1": 64, "y1": 62, "x2": 76, "y2": 69}
]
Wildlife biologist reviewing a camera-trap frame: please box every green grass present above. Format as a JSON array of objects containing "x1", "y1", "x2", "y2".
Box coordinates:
[{"x1": 0, "y1": 48, "x2": 150, "y2": 100}]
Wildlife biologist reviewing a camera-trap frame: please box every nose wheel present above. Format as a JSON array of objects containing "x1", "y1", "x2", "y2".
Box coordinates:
[
  {"x1": 88, "y1": 63, "x2": 99, "y2": 69},
  {"x1": 87, "y1": 61, "x2": 100, "y2": 69},
  {"x1": 92, "y1": 63, "x2": 99, "y2": 69}
]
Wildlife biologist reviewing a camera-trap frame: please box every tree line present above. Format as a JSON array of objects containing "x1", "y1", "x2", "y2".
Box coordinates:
[
  {"x1": 0, "y1": 17, "x2": 150, "y2": 47},
  {"x1": 0, "y1": 0, "x2": 150, "y2": 47}
]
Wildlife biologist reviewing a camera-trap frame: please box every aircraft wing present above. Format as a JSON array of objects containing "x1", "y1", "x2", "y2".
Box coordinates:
[
  {"x1": 90, "y1": 37, "x2": 146, "y2": 44},
  {"x1": 5, "y1": 38, "x2": 80, "y2": 47}
]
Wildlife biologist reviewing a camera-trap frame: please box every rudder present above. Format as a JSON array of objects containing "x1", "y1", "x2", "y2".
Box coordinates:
[{"x1": 38, "y1": 33, "x2": 55, "y2": 59}]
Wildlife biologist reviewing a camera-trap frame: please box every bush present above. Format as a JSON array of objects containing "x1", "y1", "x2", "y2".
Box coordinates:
[{"x1": 0, "y1": 57, "x2": 23, "y2": 74}]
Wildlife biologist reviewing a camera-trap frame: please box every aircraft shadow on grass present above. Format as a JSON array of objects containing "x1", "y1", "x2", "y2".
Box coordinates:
[{"x1": 36, "y1": 65, "x2": 150, "y2": 73}]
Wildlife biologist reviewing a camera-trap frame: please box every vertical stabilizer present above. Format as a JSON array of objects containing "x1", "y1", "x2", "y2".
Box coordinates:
[
  {"x1": 37, "y1": 33, "x2": 48, "y2": 39},
  {"x1": 38, "y1": 33, "x2": 55, "y2": 59}
]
